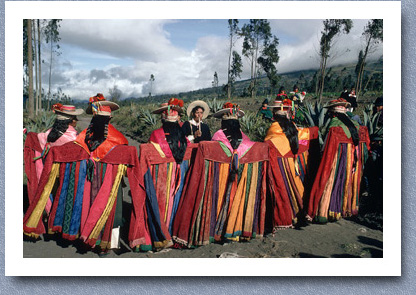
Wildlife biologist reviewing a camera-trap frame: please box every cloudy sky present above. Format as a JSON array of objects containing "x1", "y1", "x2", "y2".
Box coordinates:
[{"x1": 42, "y1": 19, "x2": 382, "y2": 100}]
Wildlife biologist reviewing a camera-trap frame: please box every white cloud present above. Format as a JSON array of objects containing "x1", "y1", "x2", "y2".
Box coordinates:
[{"x1": 44, "y1": 19, "x2": 382, "y2": 100}]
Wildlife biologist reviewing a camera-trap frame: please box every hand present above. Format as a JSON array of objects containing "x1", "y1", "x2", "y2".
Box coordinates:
[{"x1": 194, "y1": 130, "x2": 202, "y2": 137}]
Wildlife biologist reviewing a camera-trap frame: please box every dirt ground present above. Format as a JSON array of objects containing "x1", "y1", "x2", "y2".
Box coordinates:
[{"x1": 23, "y1": 116, "x2": 382, "y2": 259}]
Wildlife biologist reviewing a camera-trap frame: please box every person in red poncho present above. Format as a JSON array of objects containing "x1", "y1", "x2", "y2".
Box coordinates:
[
  {"x1": 25, "y1": 104, "x2": 83, "y2": 211},
  {"x1": 307, "y1": 98, "x2": 370, "y2": 223},
  {"x1": 24, "y1": 94, "x2": 143, "y2": 256},
  {"x1": 130, "y1": 98, "x2": 198, "y2": 252},
  {"x1": 264, "y1": 98, "x2": 320, "y2": 230},
  {"x1": 172, "y1": 102, "x2": 269, "y2": 247}
]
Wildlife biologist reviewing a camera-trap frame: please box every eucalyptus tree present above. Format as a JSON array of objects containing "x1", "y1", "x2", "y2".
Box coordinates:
[
  {"x1": 44, "y1": 19, "x2": 62, "y2": 109},
  {"x1": 226, "y1": 19, "x2": 241, "y2": 100},
  {"x1": 149, "y1": 74, "x2": 155, "y2": 97},
  {"x1": 355, "y1": 19, "x2": 383, "y2": 97},
  {"x1": 257, "y1": 35, "x2": 280, "y2": 95},
  {"x1": 27, "y1": 19, "x2": 35, "y2": 119},
  {"x1": 317, "y1": 19, "x2": 353, "y2": 103},
  {"x1": 109, "y1": 85, "x2": 122, "y2": 103},
  {"x1": 37, "y1": 20, "x2": 42, "y2": 112},
  {"x1": 212, "y1": 72, "x2": 219, "y2": 98},
  {"x1": 228, "y1": 50, "x2": 243, "y2": 98},
  {"x1": 241, "y1": 19, "x2": 279, "y2": 99}
]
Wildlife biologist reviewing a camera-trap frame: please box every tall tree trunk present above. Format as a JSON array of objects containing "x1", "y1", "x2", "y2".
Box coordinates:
[
  {"x1": 252, "y1": 37, "x2": 259, "y2": 99},
  {"x1": 48, "y1": 36, "x2": 53, "y2": 110},
  {"x1": 318, "y1": 40, "x2": 328, "y2": 103},
  {"x1": 227, "y1": 35, "x2": 232, "y2": 100},
  {"x1": 356, "y1": 37, "x2": 371, "y2": 99},
  {"x1": 33, "y1": 21, "x2": 38, "y2": 115},
  {"x1": 37, "y1": 19, "x2": 42, "y2": 111},
  {"x1": 27, "y1": 20, "x2": 34, "y2": 119},
  {"x1": 319, "y1": 56, "x2": 328, "y2": 103}
]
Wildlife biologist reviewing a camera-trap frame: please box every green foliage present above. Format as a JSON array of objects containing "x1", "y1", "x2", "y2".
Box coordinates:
[
  {"x1": 111, "y1": 103, "x2": 161, "y2": 143},
  {"x1": 23, "y1": 111, "x2": 56, "y2": 142},
  {"x1": 241, "y1": 19, "x2": 279, "y2": 98},
  {"x1": 240, "y1": 111, "x2": 271, "y2": 142},
  {"x1": 138, "y1": 109, "x2": 158, "y2": 126},
  {"x1": 206, "y1": 98, "x2": 225, "y2": 114},
  {"x1": 300, "y1": 101, "x2": 330, "y2": 146},
  {"x1": 24, "y1": 111, "x2": 56, "y2": 133},
  {"x1": 362, "y1": 104, "x2": 383, "y2": 140}
]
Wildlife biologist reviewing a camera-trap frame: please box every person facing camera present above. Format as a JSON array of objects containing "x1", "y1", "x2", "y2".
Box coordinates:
[{"x1": 182, "y1": 100, "x2": 211, "y2": 143}]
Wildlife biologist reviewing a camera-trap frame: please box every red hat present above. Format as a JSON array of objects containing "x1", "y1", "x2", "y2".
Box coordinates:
[{"x1": 86, "y1": 93, "x2": 119, "y2": 116}]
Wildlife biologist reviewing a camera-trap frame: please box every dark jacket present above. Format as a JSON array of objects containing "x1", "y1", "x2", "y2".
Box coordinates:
[{"x1": 182, "y1": 121, "x2": 211, "y2": 143}]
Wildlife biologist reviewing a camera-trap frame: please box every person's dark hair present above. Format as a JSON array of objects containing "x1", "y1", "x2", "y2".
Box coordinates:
[
  {"x1": 293, "y1": 85, "x2": 299, "y2": 91},
  {"x1": 221, "y1": 119, "x2": 242, "y2": 150},
  {"x1": 163, "y1": 121, "x2": 188, "y2": 164},
  {"x1": 85, "y1": 115, "x2": 111, "y2": 152},
  {"x1": 47, "y1": 118, "x2": 73, "y2": 143},
  {"x1": 332, "y1": 112, "x2": 359, "y2": 146},
  {"x1": 273, "y1": 112, "x2": 299, "y2": 155},
  {"x1": 191, "y1": 106, "x2": 204, "y2": 118},
  {"x1": 278, "y1": 86, "x2": 285, "y2": 94}
]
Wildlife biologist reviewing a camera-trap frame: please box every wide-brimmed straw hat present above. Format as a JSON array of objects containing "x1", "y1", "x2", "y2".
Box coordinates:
[
  {"x1": 324, "y1": 98, "x2": 351, "y2": 109},
  {"x1": 212, "y1": 102, "x2": 245, "y2": 119},
  {"x1": 186, "y1": 100, "x2": 210, "y2": 119},
  {"x1": 269, "y1": 98, "x2": 294, "y2": 109},
  {"x1": 152, "y1": 98, "x2": 184, "y2": 115},
  {"x1": 86, "y1": 93, "x2": 119, "y2": 116},
  {"x1": 52, "y1": 103, "x2": 84, "y2": 120}
]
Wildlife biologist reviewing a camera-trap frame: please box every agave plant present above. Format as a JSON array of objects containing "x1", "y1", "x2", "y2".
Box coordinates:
[
  {"x1": 138, "y1": 109, "x2": 158, "y2": 126},
  {"x1": 240, "y1": 111, "x2": 271, "y2": 142},
  {"x1": 206, "y1": 98, "x2": 225, "y2": 114},
  {"x1": 363, "y1": 108, "x2": 383, "y2": 141},
  {"x1": 24, "y1": 111, "x2": 56, "y2": 134},
  {"x1": 23, "y1": 111, "x2": 56, "y2": 143},
  {"x1": 301, "y1": 101, "x2": 330, "y2": 146},
  {"x1": 240, "y1": 112, "x2": 257, "y2": 134}
]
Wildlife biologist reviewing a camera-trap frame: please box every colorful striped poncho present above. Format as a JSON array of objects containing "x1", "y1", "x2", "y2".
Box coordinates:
[
  {"x1": 24, "y1": 129, "x2": 77, "y2": 210},
  {"x1": 307, "y1": 124, "x2": 370, "y2": 223},
  {"x1": 265, "y1": 124, "x2": 320, "y2": 229},
  {"x1": 132, "y1": 141, "x2": 198, "y2": 251},
  {"x1": 23, "y1": 128, "x2": 143, "y2": 251},
  {"x1": 172, "y1": 132, "x2": 269, "y2": 247}
]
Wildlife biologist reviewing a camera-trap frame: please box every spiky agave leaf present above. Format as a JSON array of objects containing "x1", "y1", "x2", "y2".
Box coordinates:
[
  {"x1": 303, "y1": 110, "x2": 316, "y2": 127},
  {"x1": 318, "y1": 107, "x2": 327, "y2": 128}
]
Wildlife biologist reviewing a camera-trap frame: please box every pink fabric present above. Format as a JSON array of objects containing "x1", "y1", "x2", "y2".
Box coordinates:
[
  {"x1": 37, "y1": 125, "x2": 78, "y2": 150},
  {"x1": 299, "y1": 139, "x2": 308, "y2": 146},
  {"x1": 34, "y1": 151, "x2": 43, "y2": 182},
  {"x1": 149, "y1": 127, "x2": 190, "y2": 158},
  {"x1": 212, "y1": 129, "x2": 255, "y2": 158},
  {"x1": 149, "y1": 128, "x2": 173, "y2": 157}
]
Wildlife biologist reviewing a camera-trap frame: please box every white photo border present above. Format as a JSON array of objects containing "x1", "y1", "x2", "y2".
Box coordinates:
[{"x1": 6, "y1": 0, "x2": 401, "y2": 276}]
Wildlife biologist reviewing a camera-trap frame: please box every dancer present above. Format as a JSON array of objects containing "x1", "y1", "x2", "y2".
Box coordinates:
[
  {"x1": 24, "y1": 104, "x2": 83, "y2": 208},
  {"x1": 24, "y1": 94, "x2": 141, "y2": 255},
  {"x1": 307, "y1": 98, "x2": 370, "y2": 223},
  {"x1": 172, "y1": 102, "x2": 269, "y2": 247},
  {"x1": 132, "y1": 98, "x2": 198, "y2": 251},
  {"x1": 264, "y1": 98, "x2": 319, "y2": 229}
]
